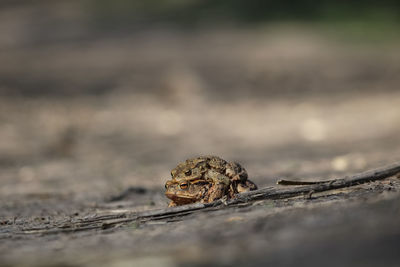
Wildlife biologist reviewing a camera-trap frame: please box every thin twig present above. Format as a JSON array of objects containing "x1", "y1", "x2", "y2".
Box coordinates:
[
  {"x1": 14, "y1": 161, "x2": 400, "y2": 235},
  {"x1": 277, "y1": 179, "x2": 330, "y2": 185}
]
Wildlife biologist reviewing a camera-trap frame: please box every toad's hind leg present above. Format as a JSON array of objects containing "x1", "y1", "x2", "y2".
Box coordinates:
[
  {"x1": 226, "y1": 162, "x2": 248, "y2": 182},
  {"x1": 236, "y1": 180, "x2": 258, "y2": 193}
]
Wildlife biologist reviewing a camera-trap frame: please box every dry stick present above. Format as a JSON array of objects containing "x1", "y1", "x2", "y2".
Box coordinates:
[
  {"x1": 16, "y1": 162, "x2": 400, "y2": 235},
  {"x1": 276, "y1": 179, "x2": 331, "y2": 185}
]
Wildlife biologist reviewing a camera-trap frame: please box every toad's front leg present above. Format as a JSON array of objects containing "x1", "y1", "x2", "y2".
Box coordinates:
[
  {"x1": 168, "y1": 201, "x2": 177, "y2": 207},
  {"x1": 205, "y1": 170, "x2": 231, "y2": 202},
  {"x1": 207, "y1": 183, "x2": 229, "y2": 202}
]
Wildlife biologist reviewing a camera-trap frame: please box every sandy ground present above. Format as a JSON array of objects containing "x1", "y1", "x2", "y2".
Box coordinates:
[{"x1": 0, "y1": 23, "x2": 400, "y2": 266}]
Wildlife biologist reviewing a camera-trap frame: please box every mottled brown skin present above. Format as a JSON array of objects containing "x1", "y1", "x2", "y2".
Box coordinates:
[
  {"x1": 165, "y1": 156, "x2": 257, "y2": 207},
  {"x1": 165, "y1": 179, "x2": 211, "y2": 207}
]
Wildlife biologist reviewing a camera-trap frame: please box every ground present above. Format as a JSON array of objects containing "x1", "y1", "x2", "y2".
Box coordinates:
[{"x1": 0, "y1": 26, "x2": 400, "y2": 266}]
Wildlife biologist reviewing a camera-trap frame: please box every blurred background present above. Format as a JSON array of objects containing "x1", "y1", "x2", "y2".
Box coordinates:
[
  {"x1": 1, "y1": 0, "x2": 400, "y2": 265},
  {"x1": 1, "y1": 0, "x2": 400, "y2": 207}
]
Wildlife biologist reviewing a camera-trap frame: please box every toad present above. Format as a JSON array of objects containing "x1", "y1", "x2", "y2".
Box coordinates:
[{"x1": 165, "y1": 156, "x2": 257, "y2": 207}]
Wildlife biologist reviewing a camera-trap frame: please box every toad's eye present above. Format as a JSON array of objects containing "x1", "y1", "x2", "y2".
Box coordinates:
[
  {"x1": 165, "y1": 184, "x2": 168, "y2": 189},
  {"x1": 170, "y1": 171, "x2": 174, "y2": 177},
  {"x1": 185, "y1": 170, "x2": 192, "y2": 176},
  {"x1": 179, "y1": 182, "x2": 189, "y2": 190}
]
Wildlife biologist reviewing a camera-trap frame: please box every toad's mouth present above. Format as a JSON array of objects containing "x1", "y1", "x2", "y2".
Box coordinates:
[{"x1": 165, "y1": 192, "x2": 198, "y2": 203}]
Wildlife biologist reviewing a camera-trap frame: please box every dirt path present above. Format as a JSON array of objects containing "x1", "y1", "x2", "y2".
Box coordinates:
[{"x1": 1, "y1": 27, "x2": 400, "y2": 266}]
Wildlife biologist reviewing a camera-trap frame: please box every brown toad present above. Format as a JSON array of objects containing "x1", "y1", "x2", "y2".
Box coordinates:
[{"x1": 165, "y1": 156, "x2": 257, "y2": 207}]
